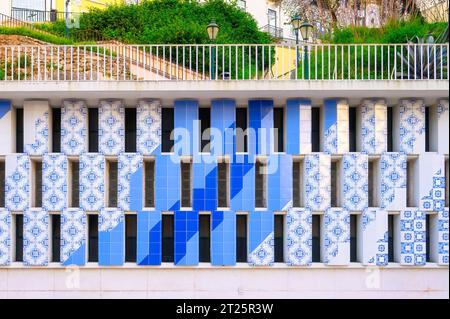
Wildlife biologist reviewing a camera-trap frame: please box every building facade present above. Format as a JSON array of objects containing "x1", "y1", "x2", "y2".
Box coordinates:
[{"x1": 0, "y1": 41, "x2": 449, "y2": 298}]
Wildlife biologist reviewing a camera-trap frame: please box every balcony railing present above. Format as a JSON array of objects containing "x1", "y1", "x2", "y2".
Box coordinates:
[
  {"x1": 11, "y1": 8, "x2": 81, "y2": 23},
  {"x1": 0, "y1": 43, "x2": 448, "y2": 82}
]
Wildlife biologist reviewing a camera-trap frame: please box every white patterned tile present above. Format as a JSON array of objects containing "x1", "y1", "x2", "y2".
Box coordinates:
[
  {"x1": 359, "y1": 99, "x2": 387, "y2": 154},
  {"x1": 397, "y1": 99, "x2": 425, "y2": 154},
  {"x1": 380, "y1": 152, "x2": 407, "y2": 210},
  {"x1": 360, "y1": 208, "x2": 388, "y2": 266},
  {"x1": 5, "y1": 154, "x2": 30, "y2": 211},
  {"x1": 399, "y1": 208, "x2": 426, "y2": 266},
  {"x1": 304, "y1": 153, "x2": 331, "y2": 211},
  {"x1": 80, "y1": 153, "x2": 105, "y2": 211},
  {"x1": 42, "y1": 154, "x2": 68, "y2": 211},
  {"x1": 323, "y1": 208, "x2": 350, "y2": 265},
  {"x1": 286, "y1": 208, "x2": 312, "y2": 266},
  {"x1": 99, "y1": 100, "x2": 125, "y2": 156},
  {"x1": 342, "y1": 153, "x2": 368, "y2": 211},
  {"x1": 23, "y1": 209, "x2": 49, "y2": 266},
  {"x1": 61, "y1": 100, "x2": 88, "y2": 156},
  {"x1": 0, "y1": 209, "x2": 11, "y2": 265},
  {"x1": 24, "y1": 101, "x2": 50, "y2": 156},
  {"x1": 118, "y1": 153, "x2": 143, "y2": 211},
  {"x1": 137, "y1": 100, "x2": 161, "y2": 155},
  {"x1": 61, "y1": 208, "x2": 86, "y2": 266}
]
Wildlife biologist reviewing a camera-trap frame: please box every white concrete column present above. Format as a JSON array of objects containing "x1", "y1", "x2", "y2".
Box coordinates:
[{"x1": 23, "y1": 100, "x2": 51, "y2": 156}]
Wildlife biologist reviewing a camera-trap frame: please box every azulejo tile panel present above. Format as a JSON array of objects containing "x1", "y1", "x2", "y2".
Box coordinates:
[
  {"x1": 248, "y1": 211, "x2": 274, "y2": 266},
  {"x1": 118, "y1": 153, "x2": 143, "y2": 211},
  {"x1": 285, "y1": 208, "x2": 312, "y2": 266},
  {"x1": 323, "y1": 208, "x2": 350, "y2": 265},
  {"x1": 137, "y1": 210, "x2": 162, "y2": 266},
  {"x1": 380, "y1": 152, "x2": 407, "y2": 210},
  {"x1": 323, "y1": 99, "x2": 349, "y2": 154},
  {"x1": 211, "y1": 210, "x2": 236, "y2": 266},
  {"x1": 285, "y1": 99, "x2": 312, "y2": 154},
  {"x1": 61, "y1": 208, "x2": 86, "y2": 266},
  {"x1": 61, "y1": 100, "x2": 88, "y2": 156},
  {"x1": 399, "y1": 208, "x2": 426, "y2": 266},
  {"x1": 99, "y1": 208, "x2": 124, "y2": 266},
  {"x1": 174, "y1": 210, "x2": 199, "y2": 266},
  {"x1": 398, "y1": 99, "x2": 425, "y2": 154},
  {"x1": 304, "y1": 153, "x2": 331, "y2": 211},
  {"x1": 23, "y1": 209, "x2": 49, "y2": 266},
  {"x1": 24, "y1": 101, "x2": 50, "y2": 156},
  {"x1": 5, "y1": 154, "x2": 30, "y2": 211},
  {"x1": 0, "y1": 209, "x2": 11, "y2": 266},
  {"x1": 360, "y1": 208, "x2": 388, "y2": 266},
  {"x1": 80, "y1": 153, "x2": 105, "y2": 211},
  {"x1": 98, "y1": 100, "x2": 125, "y2": 155},
  {"x1": 434, "y1": 99, "x2": 449, "y2": 154},
  {"x1": 359, "y1": 99, "x2": 387, "y2": 154},
  {"x1": 137, "y1": 100, "x2": 162, "y2": 155},
  {"x1": 342, "y1": 153, "x2": 368, "y2": 211},
  {"x1": 436, "y1": 208, "x2": 449, "y2": 266},
  {"x1": 418, "y1": 153, "x2": 445, "y2": 212},
  {"x1": 42, "y1": 153, "x2": 68, "y2": 212}
]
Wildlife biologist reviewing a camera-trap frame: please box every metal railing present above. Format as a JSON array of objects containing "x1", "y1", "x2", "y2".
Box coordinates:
[
  {"x1": 11, "y1": 8, "x2": 81, "y2": 23},
  {"x1": 0, "y1": 12, "x2": 55, "y2": 36},
  {"x1": 0, "y1": 43, "x2": 448, "y2": 82}
]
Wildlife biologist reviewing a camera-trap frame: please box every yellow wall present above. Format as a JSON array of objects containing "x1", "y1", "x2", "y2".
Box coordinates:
[{"x1": 55, "y1": 0, "x2": 125, "y2": 13}]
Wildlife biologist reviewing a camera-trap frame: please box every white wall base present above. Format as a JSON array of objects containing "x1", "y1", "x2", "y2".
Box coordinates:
[{"x1": 0, "y1": 265, "x2": 448, "y2": 299}]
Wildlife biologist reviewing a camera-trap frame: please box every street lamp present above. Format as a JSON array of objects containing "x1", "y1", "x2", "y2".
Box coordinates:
[
  {"x1": 291, "y1": 15, "x2": 302, "y2": 77},
  {"x1": 65, "y1": 0, "x2": 70, "y2": 37},
  {"x1": 207, "y1": 19, "x2": 219, "y2": 80},
  {"x1": 292, "y1": 16, "x2": 314, "y2": 79}
]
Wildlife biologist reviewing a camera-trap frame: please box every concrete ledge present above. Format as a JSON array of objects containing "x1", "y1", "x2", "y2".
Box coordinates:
[
  {"x1": 0, "y1": 267, "x2": 448, "y2": 298},
  {"x1": 0, "y1": 80, "x2": 448, "y2": 106}
]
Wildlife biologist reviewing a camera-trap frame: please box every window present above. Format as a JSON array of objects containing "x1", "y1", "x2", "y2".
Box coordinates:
[
  {"x1": 69, "y1": 160, "x2": 79, "y2": 208},
  {"x1": 255, "y1": 158, "x2": 267, "y2": 209},
  {"x1": 446, "y1": 157, "x2": 449, "y2": 208},
  {"x1": 88, "y1": 108, "x2": 98, "y2": 153},
  {"x1": 349, "y1": 107, "x2": 357, "y2": 152},
  {"x1": 273, "y1": 107, "x2": 284, "y2": 152},
  {"x1": 274, "y1": 214, "x2": 284, "y2": 263},
  {"x1": 0, "y1": 160, "x2": 5, "y2": 207},
  {"x1": 162, "y1": 214, "x2": 174, "y2": 263},
  {"x1": 125, "y1": 214, "x2": 137, "y2": 263},
  {"x1": 425, "y1": 106, "x2": 430, "y2": 152},
  {"x1": 350, "y1": 214, "x2": 358, "y2": 262},
  {"x1": 407, "y1": 157, "x2": 417, "y2": 207},
  {"x1": 52, "y1": 108, "x2": 61, "y2": 153},
  {"x1": 236, "y1": 108, "x2": 248, "y2": 153},
  {"x1": 144, "y1": 160, "x2": 155, "y2": 208},
  {"x1": 217, "y1": 159, "x2": 229, "y2": 208},
  {"x1": 125, "y1": 108, "x2": 137, "y2": 152},
  {"x1": 331, "y1": 159, "x2": 341, "y2": 208},
  {"x1": 88, "y1": 214, "x2": 98, "y2": 262},
  {"x1": 51, "y1": 214, "x2": 61, "y2": 263},
  {"x1": 387, "y1": 106, "x2": 393, "y2": 152},
  {"x1": 388, "y1": 214, "x2": 395, "y2": 263},
  {"x1": 199, "y1": 214, "x2": 211, "y2": 263},
  {"x1": 14, "y1": 214, "x2": 23, "y2": 262},
  {"x1": 162, "y1": 108, "x2": 174, "y2": 153},
  {"x1": 236, "y1": 214, "x2": 247, "y2": 262},
  {"x1": 311, "y1": 107, "x2": 320, "y2": 152},
  {"x1": 268, "y1": 9, "x2": 277, "y2": 27},
  {"x1": 293, "y1": 159, "x2": 304, "y2": 207},
  {"x1": 107, "y1": 160, "x2": 118, "y2": 208},
  {"x1": 32, "y1": 160, "x2": 42, "y2": 208},
  {"x1": 199, "y1": 108, "x2": 211, "y2": 153},
  {"x1": 16, "y1": 108, "x2": 24, "y2": 153},
  {"x1": 181, "y1": 159, "x2": 192, "y2": 208},
  {"x1": 368, "y1": 158, "x2": 379, "y2": 207},
  {"x1": 427, "y1": 213, "x2": 438, "y2": 263},
  {"x1": 312, "y1": 215, "x2": 321, "y2": 262}
]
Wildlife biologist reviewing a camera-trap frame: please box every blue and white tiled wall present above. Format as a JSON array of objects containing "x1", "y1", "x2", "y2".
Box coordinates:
[{"x1": 0, "y1": 97, "x2": 448, "y2": 268}]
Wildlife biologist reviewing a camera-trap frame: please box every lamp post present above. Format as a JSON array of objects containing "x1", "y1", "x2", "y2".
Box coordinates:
[
  {"x1": 299, "y1": 19, "x2": 314, "y2": 80},
  {"x1": 207, "y1": 19, "x2": 219, "y2": 80},
  {"x1": 291, "y1": 15, "x2": 301, "y2": 67}
]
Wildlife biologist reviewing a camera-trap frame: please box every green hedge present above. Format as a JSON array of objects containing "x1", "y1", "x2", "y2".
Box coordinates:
[{"x1": 327, "y1": 18, "x2": 448, "y2": 44}]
